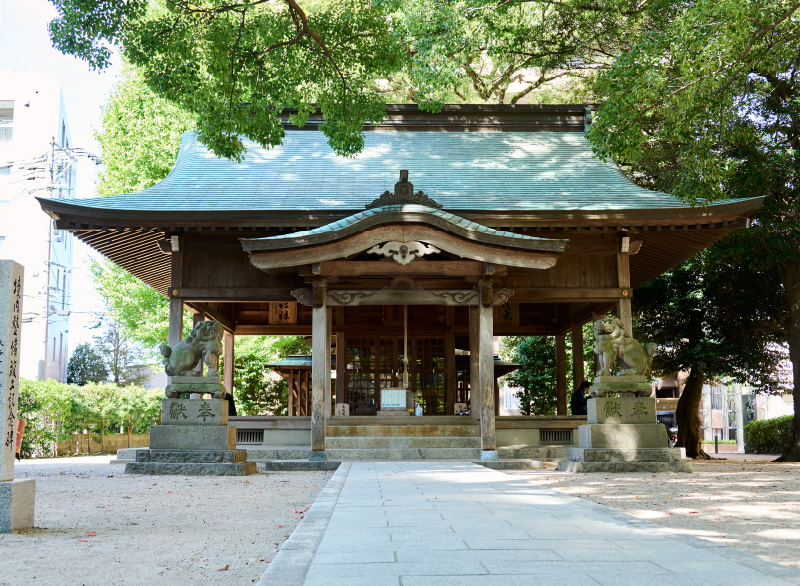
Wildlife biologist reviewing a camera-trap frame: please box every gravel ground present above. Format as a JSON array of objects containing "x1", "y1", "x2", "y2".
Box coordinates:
[
  {"x1": 0, "y1": 456, "x2": 333, "y2": 585},
  {"x1": 2, "y1": 454, "x2": 800, "y2": 584},
  {"x1": 511, "y1": 454, "x2": 800, "y2": 571}
]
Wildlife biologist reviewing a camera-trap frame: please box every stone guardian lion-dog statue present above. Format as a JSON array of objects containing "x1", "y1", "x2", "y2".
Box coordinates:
[
  {"x1": 593, "y1": 317, "x2": 655, "y2": 377},
  {"x1": 159, "y1": 320, "x2": 224, "y2": 378}
]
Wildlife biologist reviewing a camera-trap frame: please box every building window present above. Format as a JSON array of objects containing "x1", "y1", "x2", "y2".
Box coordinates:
[{"x1": 0, "y1": 101, "x2": 13, "y2": 145}]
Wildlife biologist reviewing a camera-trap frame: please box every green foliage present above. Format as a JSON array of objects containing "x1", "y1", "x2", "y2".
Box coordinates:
[
  {"x1": 90, "y1": 258, "x2": 188, "y2": 357},
  {"x1": 50, "y1": 0, "x2": 405, "y2": 159},
  {"x1": 223, "y1": 335, "x2": 310, "y2": 415},
  {"x1": 93, "y1": 320, "x2": 147, "y2": 386},
  {"x1": 503, "y1": 327, "x2": 592, "y2": 416},
  {"x1": 17, "y1": 379, "x2": 162, "y2": 457},
  {"x1": 745, "y1": 415, "x2": 795, "y2": 454},
  {"x1": 95, "y1": 66, "x2": 195, "y2": 197},
  {"x1": 66, "y1": 343, "x2": 108, "y2": 386},
  {"x1": 18, "y1": 379, "x2": 74, "y2": 457},
  {"x1": 632, "y1": 245, "x2": 787, "y2": 393},
  {"x1": 504, "y1": 336, "x2": 558, "y2": 416}
]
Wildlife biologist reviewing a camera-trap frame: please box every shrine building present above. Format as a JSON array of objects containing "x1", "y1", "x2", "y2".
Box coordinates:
[{"x1": 38, "y1": 105, "x2": 763, "y2": 461}]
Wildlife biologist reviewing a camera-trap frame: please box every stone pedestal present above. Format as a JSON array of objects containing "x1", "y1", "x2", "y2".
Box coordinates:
[
  {"x1": 558, "y1": 397, "x2": 692, "y2": 473},
  {"x1": 126, "y1": 399, "x2": 255, "y2": 476},
  {"x1": 590, "y1": 375, "x2": 652, "y2": 398},
  {"x1": 0, "y1": 261, "x2": 35, "y2": 532}
]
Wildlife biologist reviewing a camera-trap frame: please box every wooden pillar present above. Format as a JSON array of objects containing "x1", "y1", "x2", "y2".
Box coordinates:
[
  {"x1": 168, "y1": 298, "x2": 183, "y2": 348},
  {"x1": 556, "y1": 333, "x2": 567, "y2": 415},
  {"x1": 571, "y1": 324, "x2": 584, "y2": 389},
  {"x1": 223, "y1": 331, "x2": 234, "y2": 392},
  {"x1": 469, "y1": 305, "x2": 480, "y2": 419},
  {"x1": 335, "y1": 307, "x2": 346, "y2": 408},
  {"x1": 192, "y1": 312, "x2": 205, "y2": 376},
  {"x1": 478, "y1": 289, "x2": 497, "y2": 459},
  {"x1": 445, "y1": 307, "x2": 455, "y2": 415},
  {"x1": 325, "y1": 307, "x2": 332, "y2": 420},
  {"x1": 310, "y1": 283, "x2": 330, "y2": 460},
  {"x1": 617, "y1": 245, "x2": 633, "y2": 337}
]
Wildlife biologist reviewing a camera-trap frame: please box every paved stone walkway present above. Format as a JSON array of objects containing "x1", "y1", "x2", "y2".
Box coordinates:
[{"x1": 260, "y1": 462, "x2": 800, "y2": 586}]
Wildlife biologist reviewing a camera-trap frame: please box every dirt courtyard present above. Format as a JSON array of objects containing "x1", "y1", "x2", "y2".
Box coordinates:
[
  {"x1": 1, "y1": 454, "x2": 799, "y2": 584},
  {"x1": 514, "y1": 455, "x2": 800, "y2": 571}
]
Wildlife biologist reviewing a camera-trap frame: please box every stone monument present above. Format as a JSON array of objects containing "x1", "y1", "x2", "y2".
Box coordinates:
[
  {"x1": 0, "y1": 260, "x2": 35, "y2": 532},
  {"x1": 125, "y1": 320, "x2": 255, "y2": 475},
  {"x1": 559, "y1": 317, "x2": 692, "y2": 473}
]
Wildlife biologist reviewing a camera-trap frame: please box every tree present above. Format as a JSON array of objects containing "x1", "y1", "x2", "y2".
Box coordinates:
[
  {"x1": 116, "y1": 385, "x2": 162, "y2": 448},
  {"x1": 48, "y1": 0, "x2": 405, "y2": 159},
  {"x1": 93, "y1": 319, "x2": 147, "y2": 386},
  {"x1": 503, "y1": 326, "x2": 592, "y2": 416},
  {"x1": 94, "y1": 67, "x2": 195, "y2": 197},
  {"x1": 588, "y1": 0, "x2": 800, "y2": 459},
  {"x1": 633, "y1": 243, "x2": 787, "y2": 458},
  {"x1": 222, "y1": 335, "x2": 310, "y2": 415},
  {"x1": 66, "y1": 343, "x2": 108, "y2": 386}
]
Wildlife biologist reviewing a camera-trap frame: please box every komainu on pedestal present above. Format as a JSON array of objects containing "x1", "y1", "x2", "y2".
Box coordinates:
[
  {"x1": 125, "y1": 320, "x2": 255, "y2": 476},
  {"x1": 558, "y1": 316, "x2": 692, "y2": 473}
]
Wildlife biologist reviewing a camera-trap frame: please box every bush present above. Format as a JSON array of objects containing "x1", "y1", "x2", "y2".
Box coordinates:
[{"x1": 744, "y1": 415, "x2": 794, "y2": 454}]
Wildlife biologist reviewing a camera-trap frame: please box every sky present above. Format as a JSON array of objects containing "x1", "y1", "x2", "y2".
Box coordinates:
[{"x1": 0, "y1": 0, "x2": 122, "y2": 355}]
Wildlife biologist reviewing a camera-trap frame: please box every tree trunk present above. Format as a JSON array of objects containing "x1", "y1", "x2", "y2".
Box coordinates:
[
  {"x1": 778, "y1": 261, "x2": 800, "y2": 461},
  {"x1": 675, "y1": 366, "x2": 710, "y2": 459}
]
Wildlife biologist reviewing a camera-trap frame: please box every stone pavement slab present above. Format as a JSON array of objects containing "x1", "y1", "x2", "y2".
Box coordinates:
[{"x1": 259, "y1": 462, "x2": 800, "y2": 586}]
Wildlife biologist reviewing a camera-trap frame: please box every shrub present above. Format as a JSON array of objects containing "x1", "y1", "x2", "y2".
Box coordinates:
[{"x1": 744, "y1": 415, "x2": 794, "y2": 454}]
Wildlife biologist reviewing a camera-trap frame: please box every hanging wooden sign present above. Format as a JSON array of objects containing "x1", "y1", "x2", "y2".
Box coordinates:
[
  {"x1": 383, "y1": 304, "x2": 403, "y2": 324},
  {"x1": 494, "y1": 301, "x2": 518, "y2": 326},
  {"x1": 269, "y1": 301, "x2": 297, "y2": 325}
]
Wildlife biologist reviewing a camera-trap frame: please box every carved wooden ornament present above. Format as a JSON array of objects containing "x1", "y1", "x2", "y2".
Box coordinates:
[{"x1": 367, "y1": 241, "x2": 441, "y2": 265}]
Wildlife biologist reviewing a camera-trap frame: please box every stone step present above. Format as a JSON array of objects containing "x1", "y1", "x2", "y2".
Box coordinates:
[
  {"x1": 557, "y1": 460, "x2": 693, "y2": 473},
  {"x1": 477, "y1": 459, "x2": 558, "y2": 471},
  {"x1": 567, "y1": 447, "x2": 687, "y2": 463},
  {"x1": 261, "y1": 460, "x2": 341, "y2": 472},
  {"x1": 136, "y1": 449, "x2": 248, "y2": 464},
  {"x1": 326, "y1": 425, "x2": 480, "y2": 438},
  {"x1": 497, "y1": 446, "x2": 570, "y2": 461},
  {"x1": 125, "y1": 462, "x2": 257, "y2": 476},
  {"x1": 325, "y1": 436, "x2": 481, "y2": 449},
  {"x1": 243, "y1": 448, "x2": 311, "y2": 461},
  {"x1": 325, "y1": 447, "x2": 481, "y2": 460}
]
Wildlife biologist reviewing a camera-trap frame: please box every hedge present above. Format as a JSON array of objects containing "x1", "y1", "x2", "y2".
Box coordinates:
[{"x1": 744, "y1": 415, "x2": 794, "y2": 454}]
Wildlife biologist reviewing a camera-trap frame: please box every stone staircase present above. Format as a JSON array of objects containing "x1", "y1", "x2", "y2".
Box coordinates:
[{"x1": 325, "y1": 416, "x2": 482, "y2": 460}]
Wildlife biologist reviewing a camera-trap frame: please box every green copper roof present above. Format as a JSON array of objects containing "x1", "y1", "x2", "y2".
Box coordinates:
[
  {"x1": 241, "y1": 204, "x2": 566, "y2": 253},
  {"x1": 50, "y1": 130, "x2": 707, "y2": 213}
]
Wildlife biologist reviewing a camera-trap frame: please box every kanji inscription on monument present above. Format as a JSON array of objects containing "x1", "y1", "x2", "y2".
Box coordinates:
[{"x1": 0, "y1": 261, "x2": 23, "y2": 482}]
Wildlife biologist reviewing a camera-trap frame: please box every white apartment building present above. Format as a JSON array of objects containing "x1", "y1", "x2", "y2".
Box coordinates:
[{"x1": 0, "y1": 71, "x2": 75, "y2": 382}]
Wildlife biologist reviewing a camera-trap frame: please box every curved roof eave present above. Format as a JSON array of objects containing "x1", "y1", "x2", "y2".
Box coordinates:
[
  {"x1": 239, "y1": 204, "x2": 567, "y2": 253},
  {"x1": 37, "y1": 195, "x2": 765, "y2": 228}
]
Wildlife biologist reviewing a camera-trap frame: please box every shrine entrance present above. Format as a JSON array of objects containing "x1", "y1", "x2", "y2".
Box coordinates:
[{"x1": 343, "y1": 332, "x2": 446, "y2": 416}]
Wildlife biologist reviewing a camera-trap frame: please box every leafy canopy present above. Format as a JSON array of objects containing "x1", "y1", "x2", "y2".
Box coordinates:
[{"x1": 50, "y1": 0, "x2": 405, "y2": 159}]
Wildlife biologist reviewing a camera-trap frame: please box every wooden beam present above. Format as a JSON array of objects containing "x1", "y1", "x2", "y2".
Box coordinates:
[
  {"x1": 315, "y1": 260, "x2": 508, "y2": 278},
  {"x1": 171, "y1": 287, "x2": 296, "y2": 301},
  {"x1": 512, "y1": 288, "x2": 627, "y2": 301},
  {"x1": 556, "y1": 333, "x2": 567, "y2": 415}
]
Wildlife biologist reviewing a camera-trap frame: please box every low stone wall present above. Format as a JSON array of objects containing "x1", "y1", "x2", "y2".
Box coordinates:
[
  {"x1": 497, "y1": 416, "x2": 584, "y2": 447},
  {"x1": 229, "y1": 415, "x2": 584, "y2": 449},
  {"x1": 57, "y1": 433, "x2": 150, "y2": 456}
]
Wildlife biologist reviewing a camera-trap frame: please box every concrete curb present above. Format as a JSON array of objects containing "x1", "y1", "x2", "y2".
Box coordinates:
[{"x1": 257, "y1": 462, "x2": 351, "y2": 585}]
